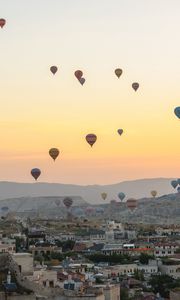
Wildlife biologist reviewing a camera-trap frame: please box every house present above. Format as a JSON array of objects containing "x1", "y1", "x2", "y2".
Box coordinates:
[
  {"x1": 137, "y1": 260, "x2": 158, "y2": 275},
  {"x1": 154, "y1": 243, "x2": 179, "y2": 257}
]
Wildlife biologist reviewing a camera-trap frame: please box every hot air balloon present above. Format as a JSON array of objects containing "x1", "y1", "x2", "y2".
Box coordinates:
[
  {"x1": 79, "y1": 78, "x2": 85, "y2": 85},
  {"x1": 118, "y1": 192, "x2": 126, "y2": 201},
  {"x1": 115, "y1": 68, "x2": 123, "y2": 78},
  {"x1": 177, "y1": 179, "x2": 180, "y2": 185},
  {"x1": 117, "y1": 129, "x2": 123, "y2": 136},
  {"x1": 55, "y1": 199, "x2": 61, "y2": 207},
  {"x1": 177, "y1": 187, "x2": 180, "y2": 193},
  {"x1": 151, "y1": 190, "x2": 157, "y2": 198},
  {"x1": 50, "y1": 66, "x2": 58, "y2": 75},
  {"x1": 49, "y1": 148, "x2": 59, "y2": 161},
  {"x1": 1, "y1": 206, "x2": 9, "y2": 213},
  {"x1": 171, "y1": 180, "x2": 178, "y2": 189},
  {"x1": 101, "y1": 193, "x2": 107, "y2": 200},
  {"x1": 174, "y1": 107, "x2": 180, "y2": 119},
  {"x1": 0, "y1": 19, "x2": 6, "y2": 28},
  {"x1": 63, "y1": 197, "x2": 73, "y2": 209},
  {"x1": 86, "y1": 134, "x2": 97, "y2": 147},
  {"x1": 86, "y1": 207, "x2": 95, "y2": 215},
  {"x1": 31, "y1": 168, "x2": 41, "y2": 181},
  {"x1": 132, "y1": 82, "x2": 139, "y2": 91},
  {"x1": 74, "y1": 70, "x2": 83, "y2": 80},
  {"x1": 127, "y1": 198, "x2": 137, "y2": 212}
]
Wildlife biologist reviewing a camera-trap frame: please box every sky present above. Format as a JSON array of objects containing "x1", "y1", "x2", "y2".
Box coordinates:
[{"x1": 0, "y1": 0, "x2": 180, "y2": 184}]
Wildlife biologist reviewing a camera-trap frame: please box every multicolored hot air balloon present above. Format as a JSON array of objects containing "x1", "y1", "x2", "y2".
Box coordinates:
[
  {"x1": 50, "y1": 66, "x2": 58, "y2": 75},
  {"x1": 49, "y1": 148, "x2": 59, "y2": 161},
  {"x1": 86, "y1": 134, "x2": 97, "y2": 147},
  {"x1": 0, "y1": 19, "x2": 6, "y2": 28},
  {"x1": 127, "y1": 198, "x2": 137, "y2": 212},
  {"x1": 132, "y1": 82, "x2": 139, "y2": 91},
  {"x1": 115, "y1": 68, "x2": 123, "y2": 78},
  {"x1": 31, "y1": 168, "x2": 41, "y2": 181},
  {"x1": 171, "y1": 180, "x2": 178, "y2": 189},
  {"x1": 74, "y1": 70, "x2": 83, "y2": 80},
  {"x1": 118, "y1": 192, "x2": 126, "y2": 201},
  {"x1": 151, "y1": 190, "x2": 157, "y2": 198},
  {"x1": 101, "y1": 193, "x2": 107, "y2": 200},
  {"x1": 63, "y1": 197, "x2": 73, "y2": 209},
  {"x1": 174, "y1": 107, "x2": 180, "y2": 119},
  {"x1": 117, "y1": 129, "x2": 123, "y2": 136}
]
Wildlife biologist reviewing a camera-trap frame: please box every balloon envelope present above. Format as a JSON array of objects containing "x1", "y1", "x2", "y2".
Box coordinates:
[
  {"x1": 79, "y1": 78, "x2": 85, "y2": 85},
  {"x1": 50, "y1": 66, "x2": 58, "y2": 75},
  {"x1": 49, "y1": 148, "x2": 59, "y2": 161},
  {"x1": 171, "y1": 180, "x2": 178, "y2": 189},
  {"x1": 177, "y1": 179, "x2": 180, "y2": 185},
  {"x1": 63, "y1": 197, "x2": 73, "y2": 209},
  {"x1": 174, "y1": 107, "x2": 180, "y2": 119},
  {"x1": 55, "y1": 199, "x2": 61, "y2": 207},
  {"x1": 1, "y1": 206, "x2": 9, "y2": 213},
  {"x1": 0, "y1": 19, "x2": 6, "y2": 28},
  {"x1": 151, "y1": 190, "x2": 157, "y2": 198},
  {"x1": 31, "y1": 168, "x2": 41, "y2": 181},
  {"x1": 115, "y1": 68, "x2": 123, "y2": 78},
  {"x1": 101, "y1": 193, "x2": 107, "y2": 200},
  {"x1": 132, "y1": 82, "x2": 139, "y2": 91},
  {"x1": 118, "y1": 192, "x2": 126, "y2": 201},
  {"x1": 86, "y1": 134, "x2": 97, "y2": 147},
  {"x1": 117, "y1": 129, "x2": 123, "y2": 136},
  {"x1": 74, "y1": 70, "x2": 83, "y2": 80}
]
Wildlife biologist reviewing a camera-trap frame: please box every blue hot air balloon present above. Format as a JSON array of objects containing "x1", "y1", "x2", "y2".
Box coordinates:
[
  {"x1": 171, "y1": 180, "x2": 178, "y2": 189},
  {"x1": 177, "y1": 186, "x2": 180, "y2": 193},
  {"x1": 118, "y1": 192, "x2": 126, "y2": 201},
  {"x1": 174, "y1": 107, "x2": 180, "y2": 119}
]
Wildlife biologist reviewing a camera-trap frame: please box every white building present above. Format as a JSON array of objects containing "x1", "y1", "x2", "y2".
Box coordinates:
[
  {"x1": 154, "y1": 243, "x2": 178, "y2": 257},
  {"x1": 137, "y1": 260, "x2": 158, "y2": 275},
  {"x1": 159, "y1": 263, "x2": 180, "y2": 279}
]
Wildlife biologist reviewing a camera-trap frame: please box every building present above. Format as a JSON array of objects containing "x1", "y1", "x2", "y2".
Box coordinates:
[
  {"x1": 159, "y1": 262, "x2": 180, "y2": 279},
  {"x1": 103, "y1": 264, "x2": 137, "y2": 277},
  {"x1": 137, "y1": 260, "x2": 158, "y2": 275},
  {"x1": 12, "y1": 253, "x2": 34, "y2": 276},
  {"x1": 154, "y1": 243, "x2": 178, "y2": 257}
]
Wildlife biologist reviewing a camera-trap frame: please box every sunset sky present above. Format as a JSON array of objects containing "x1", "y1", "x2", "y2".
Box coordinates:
[{"x1": 0, "y1": 0, "x2": 180, "y2": 184}]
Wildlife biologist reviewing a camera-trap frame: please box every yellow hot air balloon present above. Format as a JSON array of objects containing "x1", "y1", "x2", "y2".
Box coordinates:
[
  {"x1": 151, "y1": 190, "x2": 157, "y2": 198},
  {"x1": 49, "y1": 148, "x2": 60, "y2": 161},
  {"x1": 115, "y1": 68, "x2": 123, "y2": 78},
  {"x1": 101, "y1": 193, "x2": 107, "y2": 200}
]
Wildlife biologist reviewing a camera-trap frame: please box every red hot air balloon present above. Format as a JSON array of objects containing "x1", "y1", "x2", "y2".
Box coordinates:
[
  {"x1": 63, "y1": 197, "x2": 73, "y2": 209},
  {"x1": 74, "y1": 70, "x2": 83, "y2": 80},
  {"x1": 50, "y1": 66, "x2": 58, "y2": 75},
  {"x1": 0, "y1": 19, "x2": 6, "y2": 28},
  {"x1": 86, "y1": 134, "x2": 97, "y2": 147},
  {"x1": 127, "y1": 198, "x2": 137, "y2": 212},
  {"x1": 31, "y1": 168, "x2": 41, "y2": 181},
  {"x1": 132, "y1": 82, "x2": 139, "y2": 91}
]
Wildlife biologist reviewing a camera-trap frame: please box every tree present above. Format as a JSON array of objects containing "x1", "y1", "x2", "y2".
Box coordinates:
[
  {"x1": 149, "y1": 274, "x2": 180, "y2": 298},
  {"x1": 139, "y1": 253, "x2": 154, "y2": 265},
  {"x1": 120, "y1": 288, "x2": 129, "y2": 300}
]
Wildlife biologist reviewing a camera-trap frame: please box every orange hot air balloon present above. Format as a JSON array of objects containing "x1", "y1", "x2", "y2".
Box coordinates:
[
  {"x1": 86, "y1": 134, "x2": 97, "y2": 147},
  {"x1": 49, "y1": 148, "x2": 59, "y2": 161},
  {"x1": 79, "y1": 78, "x2": 85, "y2": 85},
  {"x1": 151, "y1": 190, "x2": 157, "y2": 198},
  {"x1": 132, "y1": 82, "x2": 139, "y2": 91},
  {"x1": 127, "y1": 198, "x2": 137, "y2": 212},
  {"x1": 31, "y1": 168, "x2": 41, "y2": 181},
  {"x1": 0, "y1": 19, "x2": 6, "y2": 28},
  {"x1": 74, "y1": 70, "x2": 83, "y2": 80},
  {"x1": 50, "y1": 66, "x2": 58, "y2": 75},
  {"x1": 115, "y1": 68, "x2": 123, "y2": 78},
  {"x1": 101, "y1": 193, "x2": 107, "y2": 200}
]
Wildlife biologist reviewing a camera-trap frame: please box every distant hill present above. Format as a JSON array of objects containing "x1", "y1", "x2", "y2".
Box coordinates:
[{"x1": 0, "y1": 178, "x2": 176, "y2": 204}]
